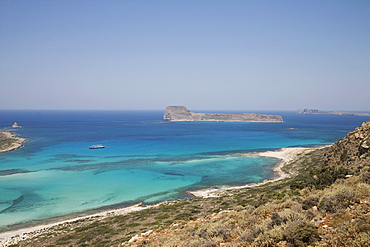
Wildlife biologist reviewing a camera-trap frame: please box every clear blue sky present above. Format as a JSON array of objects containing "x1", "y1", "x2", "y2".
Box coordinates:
[{"x1": 1, "y1": 0, "x2": 369, "y2": 111}]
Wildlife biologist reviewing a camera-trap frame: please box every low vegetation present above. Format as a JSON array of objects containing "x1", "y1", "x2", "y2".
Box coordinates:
[
  {"x1": 0, "y1": 132, "x2": 18, "y2": 151},
  {"x1": 6, "y1": 121, "x2": 370, "y2": 247},
  {"x1": 0, "y1": 132, "x2": 26, "y2": 153}
]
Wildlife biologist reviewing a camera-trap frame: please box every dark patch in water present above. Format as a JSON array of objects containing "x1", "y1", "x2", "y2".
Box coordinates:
[
  {"x1": 39, "y1": 154, "x2": 95, "y2": 165},
  {"x1": 0, "y1": 195, "x2": 24, "y2": 213},
  {"x1": 53, "y1": 154, "x2": 94, "y2": 159},
  {"x1": 164, "y1": 172, "x2": 184, "y2": 176},
  {"x1": 51, "y1": 155, "x2": 213, "y2": 172},
  {"x1": 0, "y1": 169, "x2": 32, "y2": 176},
  {"x1": 64, "y1": 159, "x2": 94, "y2": 163},
  {"x1": 52, "y1": 159, "x2": 151, "y2": 172}
]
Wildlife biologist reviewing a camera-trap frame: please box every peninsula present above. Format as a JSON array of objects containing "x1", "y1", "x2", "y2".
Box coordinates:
[
  {"x1": 0, "y1": 132, "x2": 27, "y2": 153},
  {"x1": 297, "y1": 108, "x2": 370, "y2": 116},
  {"x1": 164, "y1": 106, "x2": 283, "y2": 122}
]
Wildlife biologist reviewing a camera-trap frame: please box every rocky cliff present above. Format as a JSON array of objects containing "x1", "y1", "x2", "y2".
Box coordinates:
[
  {"x1": 164, "y1": 106, "x2": 283, "y2": 122},
  {"x1": 298, "y1": 108, "x2": 370, "y2": 116}
]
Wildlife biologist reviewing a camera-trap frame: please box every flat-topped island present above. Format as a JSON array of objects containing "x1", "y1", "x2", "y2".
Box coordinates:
[{"x1": 164, "y1": 106, "x2": 283, "y2": 122}]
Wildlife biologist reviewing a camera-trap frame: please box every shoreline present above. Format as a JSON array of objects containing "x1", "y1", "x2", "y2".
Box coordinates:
[
  {"x1": 187, "y1": 146, "x2": 328, "y2": 198},
  {"x1": 167, "y1": 119, "x2": 283, "y2": 123},
  {"x1": 0, "y1": 146, "x2": 327, "y2": 246},
  {"x1": 0, "y1": 203, "x2": 156, "y2": 246},
  {"x1": 0, "y1": 132, "x2": 28, "y2": 153}
]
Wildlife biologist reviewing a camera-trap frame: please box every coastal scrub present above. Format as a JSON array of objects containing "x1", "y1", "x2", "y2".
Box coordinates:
[{"x1": 0, "y1": 132, "x2": 27, "y2": 153}]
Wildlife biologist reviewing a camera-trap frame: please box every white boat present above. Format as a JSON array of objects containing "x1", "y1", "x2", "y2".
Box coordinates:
[{"x1": 89, "y1": 144, "x2": 105, "y2": 149}]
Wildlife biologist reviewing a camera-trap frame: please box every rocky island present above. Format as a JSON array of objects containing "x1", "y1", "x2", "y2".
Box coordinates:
[
  {"x1": 164, "y1": 106, "x2": 283, "y2": 122},
  {"x1": 298, "y1": 108, "x2": 370, "y2": 116}
]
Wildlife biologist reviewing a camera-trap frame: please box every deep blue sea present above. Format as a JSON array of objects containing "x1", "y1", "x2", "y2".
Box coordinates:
[{"x1": 0, "y1": 110, "x2": 369, "y2": 229}]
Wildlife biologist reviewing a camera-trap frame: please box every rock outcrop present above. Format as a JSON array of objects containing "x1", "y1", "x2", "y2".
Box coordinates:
[
  {"x1": 164, "y1": 106, "x2": 283, "y2": 122},
  {"x1": 298, "y1": 109, "x2": 370, "y2": 116},
  {"x1": 323, "y1": 120, "x2": 370, "y2": 172},
  {"x1": 12, "y1": 122, "x2": 20, "y2": 128}
]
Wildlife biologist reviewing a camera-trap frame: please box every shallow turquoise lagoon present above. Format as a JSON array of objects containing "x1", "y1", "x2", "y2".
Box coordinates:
[{"x1": 0, "y1": 110, "x2": 369, "y2": 229}]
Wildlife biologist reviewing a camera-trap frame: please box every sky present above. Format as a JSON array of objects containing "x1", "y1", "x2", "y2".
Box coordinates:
[{"x1": 0, "y1": 0, "x2": 369, "y2": 111}]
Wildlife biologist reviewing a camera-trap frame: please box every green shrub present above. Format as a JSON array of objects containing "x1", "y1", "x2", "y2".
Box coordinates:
[
  {"x1": 331, "y1": 209, "x2": 352, "y2": 227},
  {"x1": 318, "y1": 186, "x2": 355, "y2": 213},
  {"x1": 279, "y1": 209, "x2": 307, "y2": 224},
  {"x1": 284, "y1": 220, "x2": 319, "y2": 246},
  {"x1": 126, "y1": 222, "x2": 140, "y2": 227},
  {"x1": 302, "y1": 195, "x2": 319, "y2": 210},
  {"x1": 252, "y1": 225, "x2": 285, "y2": 247},
  {"x1": 322, "y1": 219, "x2": 370, "y2": 247},
  {"x1": 154, "y1": 214, "x2": 170, "y2": 220},
  {"x1": 270, "y1": 212, "x2": 284, "y2": 227},
  {"x1": 199, "y1": 241, "x2": 217, "y2": 247},
  {"x1": 354, "y1": 182, "x2": 370, "y2": 199},
  {"x1": 204, "y1": 224, "x2": 232, "y2": 242}
]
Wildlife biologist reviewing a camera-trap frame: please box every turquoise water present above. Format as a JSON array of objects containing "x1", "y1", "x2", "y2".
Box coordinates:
[{"x1": 0, "y1": 110, "x2": 369, "y2": 229}]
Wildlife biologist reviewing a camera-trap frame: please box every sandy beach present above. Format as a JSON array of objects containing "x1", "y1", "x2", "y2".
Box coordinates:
[
  {"x1": 0, "y1": 146, "x2": 326, "y2": 246},
  {"x1": 187, "y1": 146, "x2": 326, "y2": 198}
]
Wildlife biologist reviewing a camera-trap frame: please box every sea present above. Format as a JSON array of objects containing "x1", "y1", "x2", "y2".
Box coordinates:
[{"x1": 0, "y1": 110, "x2": 369, "y2": 230}]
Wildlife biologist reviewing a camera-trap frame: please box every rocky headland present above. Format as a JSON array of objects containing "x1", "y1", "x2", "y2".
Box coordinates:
[
  {"x1": 298, "y1": 108, "x2": 370, "y2": 116},
  {"x1": 0, "y1": 132, "x2": 27, "y2": 153},
  {"x1": 164, "y1": 106, "x2": 283, "y2": 122}
]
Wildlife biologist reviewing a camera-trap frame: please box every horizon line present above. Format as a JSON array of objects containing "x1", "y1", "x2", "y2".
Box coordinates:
[{"x1": 0, "y1": 108, "x2": 369, "y2": 112}]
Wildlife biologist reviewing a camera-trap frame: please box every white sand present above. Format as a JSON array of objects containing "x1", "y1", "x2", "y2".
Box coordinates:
[{"x1": 187, "y1": 146, "x2": 327, "y2": 198}]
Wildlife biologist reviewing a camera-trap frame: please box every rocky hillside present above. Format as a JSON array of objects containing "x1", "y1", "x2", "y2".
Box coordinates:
[
  {"x1": 164, "y1": 106, "x2": 283, "y2": 122},
  {"x1": 324, "y1": 121, "x2": 370, "y2": 172}
]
